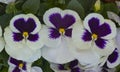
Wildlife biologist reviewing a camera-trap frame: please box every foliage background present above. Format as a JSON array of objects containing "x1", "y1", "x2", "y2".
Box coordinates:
[{"x1": 0, "y1": 0, "x2": 120, "y2": 72}]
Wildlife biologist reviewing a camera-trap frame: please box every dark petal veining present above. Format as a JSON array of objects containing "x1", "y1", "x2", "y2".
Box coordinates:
[
  {"x1": 65, "y1": 28, "x2": 72, "y2": 37},
  {"x1": 88, "y1": 17, "x2": 100, "y2": 33},
  {"x1": 49, "y1": 13, "x2": 75, "y2": 29},
  {"x1": 71, "y1": 67, "x2": 80, "y2": 72},
  {"x1": 95, "y1": 38, "x2": 107, "y2": 49},
  {"x1": 13, "y1": 33, "x2": 23, "y2": 42},
  {"x1": 28, "y1": 33, "x2": 39, "y2": 42},
  {"x1": 96, "y1": 23, "x2": 111, "y2": 37},
  {"x1": 82, "y1": 29, "x2": 92, "y2": 41},
  {"x1": 14, "y1": 18, "x2": 36, "y2": 33},
  {"x1": 108, "y1": 48, "x2": 119, "y2": 63},
  {"x1": 69, "y1": 59, "x2": 78, "y2": 68},
  {"x1": 13, "y1": 67, "x2": 20, "y2": 72},
  {"x1": 49, "y1": 28, "x2": 60, "y2": 39}
]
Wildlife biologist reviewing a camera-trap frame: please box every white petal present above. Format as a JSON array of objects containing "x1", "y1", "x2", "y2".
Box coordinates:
[
  {"x1": 43, "y1": 7, "x2": 81, "y2": 28},
  {"x1": 83, "y1": 13, "x2": 104, "y2": 33},
  {"x1": 41, "y1": 25, "x2": 61, "y2": 48},
  {"x1": 101, "y1": 19, "x2": 116, "y2": 39},
  {"x1": 50, "y1": 63, "x2": 70, "y2": 72},
  {"x1": 31, "y1": 66, "x2": 43, "y2": 72},
  {"x1": 71, "y1": 22, "x2": 91, "y2": 50},
  {"x1": 10, "y1": 14, "x2": 41, "y2": 34},
  {"x1": 93, "y1": 39, "x2": 115, "y2": 56},
  {"x1": 115, "y1": 28, "x2": 120, "y2": 52},
  {"x1": 107, "y1": 11, "x2": 120, "y2": 25},
  {"x1": 42, "y1": 40, "x2": 75, "y2": 64},
  {"x1": 69, "y1": 46, "x2": 100, "y2": 68},
  {"x1": 116, "y1": 1, "x2": 120, "y2": 9},
  {"x1": 0, "y1": 0, "x2": 15, "y2": 4},
  {"x1": 0, "y1": 37, "x2": 5, "y2": 52}
]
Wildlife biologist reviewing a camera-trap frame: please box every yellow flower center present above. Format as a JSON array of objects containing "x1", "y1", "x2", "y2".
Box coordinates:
[
  {"x1": 92, "y1": 33, "x2": 98, "y2": 40},
  {"x1": 19, "y1": 63, "x2": 23, "y2": 69},
  {"x1": 23, "y1": 32, "x2": 28, "y2": 38},
  {"x1": 59, "y1": 28, "x2": 65, "y2": 35}
]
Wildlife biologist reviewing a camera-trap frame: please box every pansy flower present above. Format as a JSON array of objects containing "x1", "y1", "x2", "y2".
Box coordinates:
[
  {"x1": 70, "y1": 13, "x2": 116, "y2": 67},
  {"x1": 8, "y1": 57, "x2": 43, "y2": 72},
  {"x1": 0, "y1": 26, "x2": 5, "y2": 52},
  {"x1": 42, "y1": 7, "x2": 81, "y2": 63},
  {"x1": 4, "y1": 14, "x2": 44, "y2": 62},
  {"x1": 50, "y1": 60, "x2": 82, "y2": 72}
]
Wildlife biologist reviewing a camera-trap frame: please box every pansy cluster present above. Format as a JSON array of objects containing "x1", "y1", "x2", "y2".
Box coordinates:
[{"x1": 0, "y1": 0, "x2": 120, "y2": 72}]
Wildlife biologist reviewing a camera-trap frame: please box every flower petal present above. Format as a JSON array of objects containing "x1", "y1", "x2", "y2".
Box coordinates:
[
  {"x1": 93, "y1": 39, "x2": 115, "y2": 56},
  {"x1": 41, "y1": 26, "x2": 61, "y2": 47},
  {"x1": 72, "y1": 22, "x2": 91, "y2": 50},
  {"x1": 95, "y1": 38, "x2": 107, "y2": 49},
  {"x1": 43, "y1": 7, "x2": 81, "y2": 28},
  {"x1": 83, "y1": 13, "x2": 104, "y2": 33},
  {"x1": 42, "y1": 40, "x2": 75, "y2": 64},
  {"x1": 101, "y1": 20, "x2": 116, "y2": 39},
  {"x1": 10, "y1": 14, "x2": 41, "y2": 34},
  {"x1": 31, "y1": 66, "x2": 43, "y2": 72},
  {"x1": 107, "y1": 48, "x2": 120, "y2": 68}
]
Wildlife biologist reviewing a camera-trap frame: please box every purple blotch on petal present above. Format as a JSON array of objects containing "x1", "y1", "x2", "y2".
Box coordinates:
[
  {"x1": 71, "y1": 67, "x2": 81, "y2": 72},
  {"x1": 108, "y1": 48, "x2": 119, "y2": 63},
  {"x1": 13, "y1": 33, "x2": 23, "y2": 42},
  {"x1": 49, "y1": 28, "x2": 60, "y2": 39},
  {"x1": 88, "y1": 17, "x2": 100, "y2": 33},
  {"x1": 96, "y1": 23, "x2": 111, "y2": 37},
  {"x1": 14, "y1": 18, "x2": 36, "y2": 33},
  {"x1": 28, "y1": 33, "x2": 39, "y2": 42},
  {"x1": 65, "y1": 28, "x2": 72, "y2": 37},
  {"x1": 13, "y1": 67, "x2": 20, "y2": 72},
  {"x1": 69, "y1": 59, "x2": 78, "y2": 68},
  {"x1": 58, "y1": 64, "x2": 66, "y2": 70},
  {"x1": 49, "y1": 13, "x2": 75, "y2": 29},
  {"x1": 95, "y1": 38, "x2": 107, "y2": 49},
  {"x1": 10, "y1": 57, "x2": 20, "y2": 66},
  {"x1": 82, "y1": 29, "x2": 92, "y2": 41}
]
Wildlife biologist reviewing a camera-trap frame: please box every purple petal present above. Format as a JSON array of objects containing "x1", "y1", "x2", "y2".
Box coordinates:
[
  {"x1": 82, "y1": 29, "x2": 92, "y2": 41},
  {"x1": 88, "y1": 17, "x2": 100, "y2": 33},
  {"x1": 9, "y1": 57, "x2": 20, "y2": 66},
  {"x1": 65, "y1": 28, "x2": 72, "y2": 37},
  {"x1": 95, "y1": 38, "x2": 107, "y2": 49},
  {"x1": 49, "y1": 13, "x2": 75, "y2": 29},
  {"x1": 71, "y1": 67, "x2": 81, "y2": 72},
  {"x1": 58, "y1": 64, "x2": 66, "y2": 70},
  {"x1": 49, "y1": 28, "x2": 60, "y2": 39},
  {"x1": 96, "y1": 23, "x2": 111, "y2": 37},
  {"x1": 13, "y1": 33, "x2": 23, "y2": 42},
  {"x1": 28, "y1": 33, "x2": 39, "y2": 42},
  {"x1": 14, "y1": 18, "x2": 36, "y2": 33},
  {"x1": 108, "y1": 48, "x2": 119, "y2": 63},
  {"x1": 13, "y1": 67, "x2": 20, "y2": 72},
  {"x1": 69, "y1": 60, "x2": 78, "y2": 68},
  {"x1": 22, "y1": 62, "x2": 27, "y2": 70}
]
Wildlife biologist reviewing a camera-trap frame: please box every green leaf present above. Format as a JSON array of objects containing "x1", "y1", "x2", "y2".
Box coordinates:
[
  {"x1": 100, "y1": 2, "x2": 119, "y2": 18},
  {"x1": 0, "y1": 3, "x2": 6, "y2": 16},
  {"x1": 22, "y1": 0, "x2": 40, "y2": 14},
  {"x1": 0, "y1": 14, "x2": 13, "y2": 30},
  {"x1": 67, "y1": 0, "x2": 85, "y2": 19},
  {"x1": 77, "y1": 0, "x2": 96, "y2": 14}
]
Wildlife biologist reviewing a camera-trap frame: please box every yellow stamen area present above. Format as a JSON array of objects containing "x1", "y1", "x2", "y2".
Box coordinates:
[
  {"x1": 23, "y1": 32, "x2": 28, "y2": 38},
  {"x1": 92, "y1": 33, "x2": 98, "y2": 40},
  {"x1": 59, "y1": 28, "x2": 65, "y2": 35},
  {"x1": 19, "y1": 63, "x2": 23, "y2": 69}
]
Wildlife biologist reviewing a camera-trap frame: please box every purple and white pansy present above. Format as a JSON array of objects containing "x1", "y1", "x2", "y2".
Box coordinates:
[
  {"x1": 8, "y1": 57, "x2": 43, "y2": 72},
  {"x1": 41, "y1": 7, "x2": 82, "y2": 63},
  {"x1": 0, "y1": 26, "x2": 5, "y2": 52},
  {"x1": 4, "y1": 14, "x2": 44, "y2": 62},
  {"x1": 69, "y1": 13, "x2": 116, "y2": 67}
]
